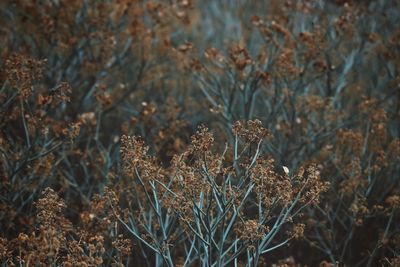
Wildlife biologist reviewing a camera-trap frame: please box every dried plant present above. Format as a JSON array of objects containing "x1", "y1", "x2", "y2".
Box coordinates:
[{"x1": 0, "y1": 0, "x2": 399, "y2": 266}]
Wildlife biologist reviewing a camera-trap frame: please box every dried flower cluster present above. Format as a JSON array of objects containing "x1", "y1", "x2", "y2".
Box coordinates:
[{"x1": 1, "y1": 0, "x2": 399, "y2": 266}]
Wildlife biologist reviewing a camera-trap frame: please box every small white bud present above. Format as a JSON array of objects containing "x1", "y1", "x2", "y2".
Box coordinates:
[{"x1": 283, "y1": 166, "x2": 290, "y2": 175}]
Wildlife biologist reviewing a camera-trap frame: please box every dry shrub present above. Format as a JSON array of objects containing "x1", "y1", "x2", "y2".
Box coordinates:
[{"x1": 0, "y1": 0, "x2": 399, "y2": 266}]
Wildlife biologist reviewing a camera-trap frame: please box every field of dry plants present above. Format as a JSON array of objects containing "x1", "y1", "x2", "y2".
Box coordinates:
[{"x1": 0, "y1": 0, "x2": 399, "y2": 266}]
